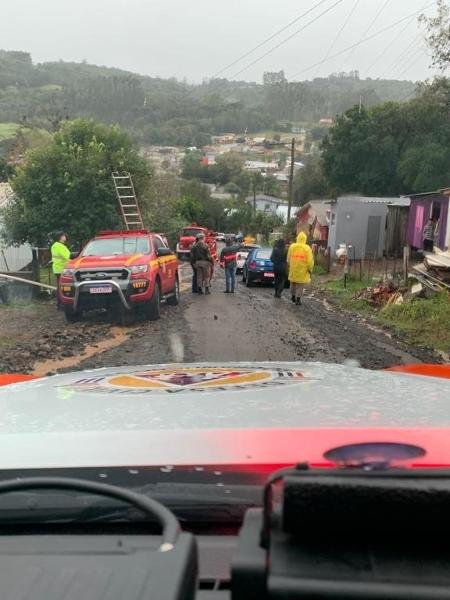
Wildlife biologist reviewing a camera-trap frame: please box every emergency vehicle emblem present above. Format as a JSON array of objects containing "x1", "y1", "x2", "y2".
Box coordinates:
[{"x1": 58, "y1": 366, "x2": 314, "y2": 395}]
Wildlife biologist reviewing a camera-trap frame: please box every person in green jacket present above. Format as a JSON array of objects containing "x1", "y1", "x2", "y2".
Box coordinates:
[{"x1": 51, "y1": 231, "x2": 70, "y2": 309}]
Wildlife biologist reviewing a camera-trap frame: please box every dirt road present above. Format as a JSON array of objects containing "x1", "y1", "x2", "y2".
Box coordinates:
[{"x1": 58, "y1": 265, "x2": 440, "y2": 373}]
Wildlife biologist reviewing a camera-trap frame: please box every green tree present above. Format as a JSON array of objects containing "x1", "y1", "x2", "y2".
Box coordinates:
[
  {"x1": 420, "y1": 0, "x2": 450, "y2": 71},
  {"x1": 263, "y1": 174, "x2": 281, "y2": 197},
  {"x1": 224, "y1": 181, "x2": 241, "y2": 195},
  {"x1": 3, "y1": 119, "x2": 151, "y2": 247},
  {"x1": 248, "y1": 211, "x2": 283, "y2": 242},
  {"x1": 293, "y1": 155, "x2": 331, "y2": 204},
  {"x1": 0, "y1": 157, "x2": 8, "y2": 181},
  {"x1": 212, "y1": 153, "x2": 244, "y2": 185}
]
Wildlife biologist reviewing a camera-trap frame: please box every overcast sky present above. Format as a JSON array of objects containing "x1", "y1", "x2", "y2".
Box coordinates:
[{"x1": 2, "y1": 0, "x2": 439, "y2": 83}]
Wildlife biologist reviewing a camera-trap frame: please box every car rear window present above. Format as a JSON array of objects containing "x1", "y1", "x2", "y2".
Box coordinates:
[
  {"x1": 181, "y1": 229, "x2": 202, "y2": 237},
  {"x1": 255, "y1": 249, "x2": 272, "y2": 259}
]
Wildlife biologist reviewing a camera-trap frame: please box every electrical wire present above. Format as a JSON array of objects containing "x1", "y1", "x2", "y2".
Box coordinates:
[
  {"x1": 393, "y1": 45, "x2": 429, "y2": 80},
  {"x1": 229, "y1": 0, "x2": 345, "y2": 80},
  {"x1": 212, "y1": 0, "x2": 329, "y2": 78},
  {"x1": 313, "y1": 0, "x2": 361, "y2": 79},
  {"x1": 290, "y1": 0, "x2": 436, "y2": 79},
  {"x1": 364, "y1": 0, "x2": 430, "y2": 77},
  {"x1": 378, "y1": 32, "x2": 424, "y2": 79},
  {"x1": 340, "y1": 0, "x2": 391, "y2": 70}
]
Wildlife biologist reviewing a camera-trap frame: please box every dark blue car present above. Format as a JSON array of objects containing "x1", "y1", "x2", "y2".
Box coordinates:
[{"x1": 242, "y1": 247, "x2": 275, "y2": 286}]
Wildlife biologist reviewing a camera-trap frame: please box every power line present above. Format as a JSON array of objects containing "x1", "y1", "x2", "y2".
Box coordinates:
[
  {"x1": 212, "y1": 0, "x2": 329, "y2": 78},
  {"x1": 230, "y1": 0, "x2": 345, "y2": 80},
  {"x1": 313, "y1": 0, "x2": 361, "y2": 79},
  {"x1": 364, "y1": 17, "x2": 417, "y2": 76},
  {"x1": 393, "y1": 45, "x2": 428, "y2": 80},
  {"x1": 378, "y1": 32, "x2": 424, "y2": 79},
  {"x1": 340, "y1": 0, "x2": 391, "y2": 70},
  {"x1": 290, "y1": 0, "x2": 436, "y2": 79},
  {"x1": 364, "y1": 0, "x2": 431, "y2": 77}
]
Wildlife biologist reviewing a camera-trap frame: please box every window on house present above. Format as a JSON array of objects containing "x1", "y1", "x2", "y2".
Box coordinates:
[{"x1": 265, "y1": 203, "x2": 271, "y2": 211}]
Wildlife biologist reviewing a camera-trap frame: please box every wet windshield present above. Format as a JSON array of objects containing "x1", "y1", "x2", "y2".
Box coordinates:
[
  {"x1": 82, "y1": 237, "x2": 150, "y2": 256},
  {"x1": 181, "y1": 229, "x2": 203, "y2": 237},
  {"x1": 255, "y1": 250, "x2": 272, "y2": 259},
  {"x1": 0, "y1": 0, "x2": 449, "y2": 536}
]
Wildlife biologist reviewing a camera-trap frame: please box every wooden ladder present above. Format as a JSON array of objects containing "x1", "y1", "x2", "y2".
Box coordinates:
[{"x1": 112, "y1": 172, "x2": 144, "y2": 230}]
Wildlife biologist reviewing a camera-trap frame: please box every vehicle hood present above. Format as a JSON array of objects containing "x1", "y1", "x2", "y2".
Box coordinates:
[
  {"x1": 0, "y1": 362, "x2": 449, "y2": 469},
  {"x1": 179, "y1": 236, "x2": 196, "y2": 244},
  {"x1": 68, "y1": 254, "x2": 147, "y2": 269}
]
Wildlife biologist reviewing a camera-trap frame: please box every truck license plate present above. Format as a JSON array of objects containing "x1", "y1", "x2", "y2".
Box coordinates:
[
  {"x1": 264, "y1": 272, "x2": 274, "y2": 278},
  {"x1": 89, "y1": 286, "x2": 112, "y2": 294}
]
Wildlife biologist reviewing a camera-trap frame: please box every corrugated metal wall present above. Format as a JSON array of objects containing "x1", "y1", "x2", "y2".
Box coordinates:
[
  {"x1": 0, "y1": 243, "x2": 32, "y2": 272},
  {"x1": 385, "y1": 206, "x2": 409, "y2": 257}
]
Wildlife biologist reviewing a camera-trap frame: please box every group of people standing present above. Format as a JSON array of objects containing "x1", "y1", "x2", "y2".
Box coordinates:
[
  {"x1": 190, "y1": 230, "x2": 314, "y2": 304},
  {"x1": 270, "y1": 232, "x2": 314, "y2": 305}
]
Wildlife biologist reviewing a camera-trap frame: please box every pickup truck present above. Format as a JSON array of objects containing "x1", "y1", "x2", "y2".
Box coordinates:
[
  {"x1": 58, "y1": 230, "x2": 179, "y2": 322},
  {"x1": 176, "y1": 224, "x2": 217, "y2": 261}
]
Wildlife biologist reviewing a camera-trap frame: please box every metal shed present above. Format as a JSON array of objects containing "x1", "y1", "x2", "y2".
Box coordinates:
[
  {"x1": 327, "y1": 195, "x2": 399, "y2": 260},
  {"x1": 385, "y1": 198, "x2": 411, "y2": 258}
]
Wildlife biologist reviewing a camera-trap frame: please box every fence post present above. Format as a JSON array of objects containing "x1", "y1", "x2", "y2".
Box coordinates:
[
  {"x1": 403, "y1": 245, "x2": 410, "y2": 286},
  {"x1": 31, "y1": 248, "x2": 40, "y2": 299}
]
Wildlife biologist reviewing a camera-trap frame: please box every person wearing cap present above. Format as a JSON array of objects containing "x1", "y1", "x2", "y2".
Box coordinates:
[
  {"x1": 190, "y1": 232, "x2": 213, "y2": 295},
  {"x1": 219, "y1": 235, "x2": 241, "y2": 293},
  {"x1": 51, "y1": 231, "x2": 70, "y2": 309}
]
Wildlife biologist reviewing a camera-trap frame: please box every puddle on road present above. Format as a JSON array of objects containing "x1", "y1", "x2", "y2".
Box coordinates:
[{"x1": 32, "y1": 326, "x2": 131, "y2": 377}]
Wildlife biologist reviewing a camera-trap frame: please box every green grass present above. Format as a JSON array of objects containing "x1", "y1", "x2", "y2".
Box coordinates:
[
  {"x1": 321, "y1": 277, "x2": 450, "y2": 353},
  {"x1": 39, "y1": 84, "x2": 63, "y2": 92},
  {"x1": 39, "y1": 267, "x2": 57, "y2": 287},
  {"x1": 0, "y1": 122, "x2": 19, "y2": 142},
  {"x1": 378, "y1": 293, "x2": 450, "y2": 353}
]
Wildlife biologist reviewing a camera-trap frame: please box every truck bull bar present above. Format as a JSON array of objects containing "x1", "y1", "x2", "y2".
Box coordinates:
[{"x1": 73, "y1": 279, "x2": 131, "y2": 311}]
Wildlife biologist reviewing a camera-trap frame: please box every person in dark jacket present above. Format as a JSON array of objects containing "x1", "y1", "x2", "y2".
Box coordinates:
[
  {"x1": 220, "y1": 236, "x2": 241, "y2": 293},
  {"x1": 190, "y1": 233, "x2": 201, "y2": 293},
  {"x1": 190, "y1": 233, "x2": 214, "y2": 294},
  {"x1": 270, "y1": 238, "x2": 288, "y2": 298}
]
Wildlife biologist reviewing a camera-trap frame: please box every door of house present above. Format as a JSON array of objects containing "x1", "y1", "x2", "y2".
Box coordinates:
[{"x1": 365, "y1": 215, "x2": 382, "y2": 257}]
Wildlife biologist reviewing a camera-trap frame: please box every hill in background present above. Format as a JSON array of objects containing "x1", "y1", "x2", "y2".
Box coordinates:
[{"x1": 0, "y1": 50, "x2": 416, "y2": 147}]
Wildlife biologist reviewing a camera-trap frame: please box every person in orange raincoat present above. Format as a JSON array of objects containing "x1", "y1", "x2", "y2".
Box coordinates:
[{"x1": 287, "y1": 231, "x2": 314, "y2": 305}]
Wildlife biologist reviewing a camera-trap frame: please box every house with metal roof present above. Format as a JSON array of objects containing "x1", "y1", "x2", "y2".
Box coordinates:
[
  {"x1": 405, "y1": 189, "x2": 450, "y2": 251},
  {"x1": 327, "y1": 195, "x2": 399, "y2": 260}
]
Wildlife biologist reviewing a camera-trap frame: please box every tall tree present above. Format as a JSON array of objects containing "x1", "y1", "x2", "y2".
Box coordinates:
[
  {"x1": 420, "y1": 0, "x2": 450, "y2": 70},
  {"x1": 3, "y1": 119, "x2": 151, "y2": 247}
]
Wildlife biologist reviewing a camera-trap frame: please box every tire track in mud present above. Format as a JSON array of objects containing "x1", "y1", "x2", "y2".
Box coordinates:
[{"x1": 67, "y1": 273, "x2": 440, "y2": 374}]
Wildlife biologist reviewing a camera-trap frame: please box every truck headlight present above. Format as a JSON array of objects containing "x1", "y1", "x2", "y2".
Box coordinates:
[
  {"x1": 62, "y1": 268, "x2": 75, "y2": 277},
  {"x1": 130, "y1": 265, "x2": 148, "y2": 274}
]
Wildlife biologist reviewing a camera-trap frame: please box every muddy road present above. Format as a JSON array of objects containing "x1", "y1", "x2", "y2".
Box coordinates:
[{"x1": 50, "y1": 265, "x2": 440, "y2": 374}]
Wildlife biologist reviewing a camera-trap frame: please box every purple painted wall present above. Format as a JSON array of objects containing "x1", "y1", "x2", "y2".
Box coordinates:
[{"x1": 406, "y1": 195, "x2": 449, "y2": 250}]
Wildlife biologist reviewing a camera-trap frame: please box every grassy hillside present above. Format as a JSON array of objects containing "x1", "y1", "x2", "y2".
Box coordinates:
[
  {"x1": 0, "y1": 123, "x2": 19, "y2": 141},
  {"x1": 0, "y1": 49, "x2": 418, "y2": 147}
]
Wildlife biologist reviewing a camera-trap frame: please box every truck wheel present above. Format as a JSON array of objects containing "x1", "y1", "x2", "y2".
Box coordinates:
[
  {"x1": 64, "y1": 307, "x2": 81, "y2": 323},
  {"x1": 167, "y1": 276, "x2": 180, "y2": 306},
  {"x1": 146, "y1": 281, "x2": 161, "y2": 321}
]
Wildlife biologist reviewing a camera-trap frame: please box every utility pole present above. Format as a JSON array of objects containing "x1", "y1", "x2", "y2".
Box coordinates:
[
  {"x1": 287, "y1": 137, "x2": 295, "y2": 222},
  {"x1": 252, "y1": 174, "x2": 257, "y2": 215}
]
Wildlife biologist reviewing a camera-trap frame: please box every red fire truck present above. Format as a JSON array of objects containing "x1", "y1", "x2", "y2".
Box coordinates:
[{"x1": 176, "y1": 224, "x2": 217, "y2": 262}]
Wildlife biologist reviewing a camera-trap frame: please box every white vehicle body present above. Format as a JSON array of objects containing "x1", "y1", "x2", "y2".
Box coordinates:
[
  {"x1": 0, "y1": 362, "x2": 449, "y2": 470},
  {"x1": 236, "y1": 245, "x2": 260, "y2": 273}
]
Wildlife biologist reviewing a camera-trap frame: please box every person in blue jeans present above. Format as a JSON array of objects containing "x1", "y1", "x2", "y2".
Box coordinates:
[{"x1": 220, "y1": 236, "x2": 241, "y2": 293}]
